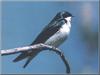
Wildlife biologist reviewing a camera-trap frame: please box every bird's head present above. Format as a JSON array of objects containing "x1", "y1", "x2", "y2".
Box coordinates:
[
  {"x1": 59, "y1": 11, "x2": 73, "y2": 18},
  {"x1": 54, "y1": 11, "x2": 73, "y2": 22}
]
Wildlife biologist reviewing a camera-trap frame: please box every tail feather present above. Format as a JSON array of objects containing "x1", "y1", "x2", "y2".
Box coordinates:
[
  {"x1": 23, "y1": 56, "x2": 33, "y2": 68},
  {"x1": 13, "y1": 52, "x2": 28, "y2": 62},
  {"x1": 23, "y1": 51, "x2": 39, "y2": 68},
  {"x1": 13, "y1": 49, "x2": 40, "y2": 68}
]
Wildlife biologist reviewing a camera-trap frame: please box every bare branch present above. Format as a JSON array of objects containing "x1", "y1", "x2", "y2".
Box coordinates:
[
  {"x1": 0, "y1": 43, "x2": 70, "y2": 73},
  {"x1": 0, "y1": 43, "x2": 45, "y2": 55}
]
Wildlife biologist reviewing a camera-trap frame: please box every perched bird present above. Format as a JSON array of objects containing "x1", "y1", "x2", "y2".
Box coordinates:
[{"x1": 13, "y1": 11, "x2": 73, "y2": 68}]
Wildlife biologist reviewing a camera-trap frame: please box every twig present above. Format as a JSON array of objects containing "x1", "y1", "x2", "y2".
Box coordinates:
[{"x1": 0, "y1": 43, "x2": 70, "y2": 73}]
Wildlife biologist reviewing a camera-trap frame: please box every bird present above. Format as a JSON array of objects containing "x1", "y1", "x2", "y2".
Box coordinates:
[{"x1": 13, "y1": 11, "x2": 73, "y2": 68}]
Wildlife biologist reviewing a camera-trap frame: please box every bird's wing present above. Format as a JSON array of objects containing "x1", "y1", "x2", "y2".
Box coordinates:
[
  {"x1": 31, "y1": 18, "x2": 66, "y2": 44},
  {"x1": 31, "y1": 23, "x2": 61, "y2": 44},
  {"x1": 13, "y1": 19, "x2": 66, "y2": 68}
]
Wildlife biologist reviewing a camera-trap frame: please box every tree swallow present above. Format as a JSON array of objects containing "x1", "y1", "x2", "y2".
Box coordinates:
[{"x1": 13, "y1": 11, "x2": 73, "y2": 68}]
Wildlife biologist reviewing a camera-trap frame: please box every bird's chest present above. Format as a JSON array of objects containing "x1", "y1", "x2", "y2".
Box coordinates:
[{"x1": 45, "y1": 23, "x2": 71, "y2": 47}]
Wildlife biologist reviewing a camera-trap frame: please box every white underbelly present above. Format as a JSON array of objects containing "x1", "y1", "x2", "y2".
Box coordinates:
[{"x1": 45, "y1": 23, "x2": 71, "y2": 47}]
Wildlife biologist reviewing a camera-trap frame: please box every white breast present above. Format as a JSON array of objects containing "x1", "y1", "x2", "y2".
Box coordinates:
[
  {"x1": 59, "y1": 22, "x2": 71, "y2": 35},
  {"x1": 45, "y1": 22, "x2": 71, "y2": 47}
]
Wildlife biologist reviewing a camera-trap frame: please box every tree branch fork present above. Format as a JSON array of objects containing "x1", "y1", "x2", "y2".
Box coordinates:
[{"x1": 0, "y1": 43, "x2": 70, "y2": 73}]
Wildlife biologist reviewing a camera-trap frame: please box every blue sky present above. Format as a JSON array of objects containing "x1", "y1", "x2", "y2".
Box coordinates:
[{"x1": 1, "y1": 1, "x2": 99, "y2": 74}]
